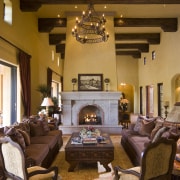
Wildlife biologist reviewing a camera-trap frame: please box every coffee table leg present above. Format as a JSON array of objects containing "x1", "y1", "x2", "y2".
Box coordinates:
[
  {"x1": 101, "y1": 162, "x2": 111, "y2": 172},
  {"x1": 68, "y1": 161, "x2": 78, "y2": 172}
]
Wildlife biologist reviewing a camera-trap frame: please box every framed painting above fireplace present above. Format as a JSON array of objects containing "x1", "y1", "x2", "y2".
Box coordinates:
[{"x1": 78, "y1": 74, "x2": 103, "y2": 91}]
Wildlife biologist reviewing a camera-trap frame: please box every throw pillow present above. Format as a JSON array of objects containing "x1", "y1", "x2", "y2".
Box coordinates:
[
  {"x1": 17, "y1": 129, "x2": 31, "y2": 146},
  {"x1": 150, "y1": 117, "x2": 164, "y2": 140},
  {"x1": 133, "y1": 116, "x2": 144, "y2": 132},
  {"x1": 151, "y1": 126, "x2": 169, "y2": 143},
  {"x1": 150, "y1": 125, "x2": 163, "y2": 140},
  {"x1": 38, "y1": 117, "x2": 50, "y2": 134},
  {"x1": 161, "y1": 127, "x2": 179, "y2": 142},
  {"x1": 138, "y1": 119, "x2": 155, "y2": 137},
  {"x1": 4, "y1": 127, "x2": 26, "y2": 151},
  {"x1": 29, "y1": 121, "x2": 45, "y2": 136}
]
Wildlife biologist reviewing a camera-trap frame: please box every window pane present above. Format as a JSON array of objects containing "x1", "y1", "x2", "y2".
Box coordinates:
[{"x1": 3, "y1": 0, "x2": 12, "y2": 25}]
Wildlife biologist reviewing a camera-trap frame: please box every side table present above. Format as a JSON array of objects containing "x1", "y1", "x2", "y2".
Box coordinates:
[{"x1": 119, "y1": 111, "x2": 130, "y2": 128}]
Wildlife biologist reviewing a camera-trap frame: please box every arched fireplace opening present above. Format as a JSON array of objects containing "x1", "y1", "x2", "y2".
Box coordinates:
[{"x1": 79, "y1": 105, "x2": 103, "y2": 125}]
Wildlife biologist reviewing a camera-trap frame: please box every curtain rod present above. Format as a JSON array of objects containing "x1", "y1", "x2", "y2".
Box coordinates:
[{"x1": 0, "y1": 36, "x2": 31, "y2": 57}]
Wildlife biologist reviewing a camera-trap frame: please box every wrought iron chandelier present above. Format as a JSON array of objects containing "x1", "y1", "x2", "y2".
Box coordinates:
[{"x1": 72, "y1": 4, "x2": 109, "y2": 44}]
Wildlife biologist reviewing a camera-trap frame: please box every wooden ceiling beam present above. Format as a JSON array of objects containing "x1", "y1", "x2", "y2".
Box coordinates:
[
  {"x1": 114, "y1": 18, "x2": 177, "y2": 32},
  {"x1": 49, "y1": 34, "x2": 66, "y2": 45},
  {"x1": 20, "y1": 0, "x2": 180, "y2": 11},
  {"x1": 56, "y1": 44, "x2": 65, "y2": 53},
  {"x1": 116, "y1": 43, "x2": 149, "y2": 52},
  {"x1": 116, "y1": 51, "x2": 141, "y2": 58},
  {"x1": 38, "y1": 18, "x2": 67, "y2": 32},
  {"x1": 115, "y1": 33, "x2": 160, "y2": 44},
  {"x1": 56, "y1": 44, "x2": 65, "y2": 60}
]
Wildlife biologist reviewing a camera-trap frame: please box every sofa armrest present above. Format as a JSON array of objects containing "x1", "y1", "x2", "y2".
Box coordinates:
[
  {"x1": 128, "y1": 123, "x2": 135, "y2": 130},
  {"x1": 25, "y1": 157, "x2": 36, "y2": 168}
]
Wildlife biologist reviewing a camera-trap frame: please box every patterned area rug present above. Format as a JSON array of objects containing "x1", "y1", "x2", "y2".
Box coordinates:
[{"x1": 51, "y1": 135, "x2": 133, "y2": 180}]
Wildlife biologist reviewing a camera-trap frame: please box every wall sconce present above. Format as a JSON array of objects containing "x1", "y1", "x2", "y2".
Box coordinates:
[
  {"x1": 164, "y1": 101, "x2": 169, "y2": 118},
  {"x1": 152, "y1": 51, "x2": 156, "y2": 60},
  {"x1": 104, "y1": 78, "x2": 110, "y2": 91},
  {"x1": 71, "y1": 78, "x2": 77, "y2": 91}
]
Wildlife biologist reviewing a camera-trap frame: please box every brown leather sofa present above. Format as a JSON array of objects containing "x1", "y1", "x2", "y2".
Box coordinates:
[
  {"x1": 121, "y1": 115, "x2": 179, "y2": 166},
  {"x1": 0, "y1": 116, "x2": 63, "y2": 179}
]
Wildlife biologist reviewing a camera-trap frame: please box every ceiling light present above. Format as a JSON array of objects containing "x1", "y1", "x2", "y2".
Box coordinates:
[{"x1": 72, "y1": 3, "x2": 109, "y2": 44}]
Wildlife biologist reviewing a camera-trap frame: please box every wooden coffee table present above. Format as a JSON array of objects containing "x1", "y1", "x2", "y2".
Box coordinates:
[{"x1": 65, "y1": 132, "x2": 114, "y2": 172}]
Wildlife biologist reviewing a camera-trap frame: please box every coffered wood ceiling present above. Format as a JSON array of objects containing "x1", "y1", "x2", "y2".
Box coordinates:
[{"x1": 20, "y1": 0, "x2": 179, "y2": 59}]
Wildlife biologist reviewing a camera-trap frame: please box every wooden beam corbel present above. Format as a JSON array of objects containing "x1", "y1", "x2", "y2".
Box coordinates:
[
  {"x1": 38, "y1": 18, "x2": 67, "y2": 32},
  {"x1": 115, "y1": 43, "x2": 149, "y2": 52},
  {"x1": 115, "y1": 33, "x2": 160, "y2": 44},
  {"x1": 49, "y1": 34, "x2": 66, "y2": 45},
  {"x1": 116, "y1": 51, "x2": 141, "y2": 58}
]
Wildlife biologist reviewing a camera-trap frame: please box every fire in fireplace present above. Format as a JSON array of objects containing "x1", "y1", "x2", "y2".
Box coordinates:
[{"x1": 79, "y1": 105, "x2": 103, "y2": 125}]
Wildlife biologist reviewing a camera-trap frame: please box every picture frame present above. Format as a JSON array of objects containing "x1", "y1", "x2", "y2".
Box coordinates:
[{"x1": 78, "y1": 74, "x2": 103, "y2": 91}]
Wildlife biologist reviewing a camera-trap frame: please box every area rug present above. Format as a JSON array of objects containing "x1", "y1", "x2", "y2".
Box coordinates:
[{"x1": 51, "y1": 135, "x2": 133, "y2": 180}]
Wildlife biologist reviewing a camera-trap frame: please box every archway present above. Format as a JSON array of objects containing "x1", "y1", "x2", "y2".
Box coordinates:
[{"x1": 172, "y1": 73, "x2": 180, "y2": 104}]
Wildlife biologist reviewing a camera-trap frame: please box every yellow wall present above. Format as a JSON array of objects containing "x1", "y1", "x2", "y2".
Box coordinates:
[
  {"x1": 116, "y1": 55, "x2": 139, "y2": 112},
  {"x1": 138, "y1": 18, "x2": 180, "y2": 116},
  {"x1": 64, "y1": 16, "x2": 118, "y2": 91},
  {"x1": 0, "y1": 0, "x2": 63, "y2": 115}
]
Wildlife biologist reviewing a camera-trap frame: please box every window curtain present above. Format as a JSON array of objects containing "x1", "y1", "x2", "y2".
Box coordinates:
[
  {"x1": 47, "y1": 67, "x2": 52, "y2": 97},
  {"x1": 19, "y1": 51, "x2": 31, "y2": 117}
]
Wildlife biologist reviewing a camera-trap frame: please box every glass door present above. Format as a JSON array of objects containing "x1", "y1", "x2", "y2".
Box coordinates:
[{"x1": 0, "y1": 61, "x2": 17, "y2": 125}]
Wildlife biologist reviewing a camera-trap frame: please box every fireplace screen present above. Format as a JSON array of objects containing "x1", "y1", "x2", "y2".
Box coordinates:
[{"x1": 79, "y1": 105, "x2": 102, "y2": 125}]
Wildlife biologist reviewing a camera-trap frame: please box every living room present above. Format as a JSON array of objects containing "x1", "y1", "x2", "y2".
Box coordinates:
[
  {"x1": 1, "y1": 1, "x2": 180, "y2": 179},
  {"x1": 0, "y1": 0, "x2": 180, "y2": 131}
]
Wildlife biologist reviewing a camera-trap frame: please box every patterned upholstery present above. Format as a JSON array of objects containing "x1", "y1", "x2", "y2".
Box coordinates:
[
  {"x1": 113, "y1": 137, "x2": 176, "y2": 180},
  {"x1": 0, "y1": 136, "x2": 59, "y2": 180}
]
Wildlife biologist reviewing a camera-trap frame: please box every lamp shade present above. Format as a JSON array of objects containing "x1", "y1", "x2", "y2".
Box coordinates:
[
  {"x1": 41, "y1": 97, "x2": 54, "y2": 107},
  {"x1": 165, "y1": 102, "x2": 180, "y2": 123}
]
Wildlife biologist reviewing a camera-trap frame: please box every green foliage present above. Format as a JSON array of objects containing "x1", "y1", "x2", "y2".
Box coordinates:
[{"x1": 36, "y1": 84, "x2": 51, "y2": 98}]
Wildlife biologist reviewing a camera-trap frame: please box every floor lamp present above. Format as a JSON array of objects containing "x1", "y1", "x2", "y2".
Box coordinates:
[{"x1": 41, "y1": 97, "x2": 54, "y2": 117}]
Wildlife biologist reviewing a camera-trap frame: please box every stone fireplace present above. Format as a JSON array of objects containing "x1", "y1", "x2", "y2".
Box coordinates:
[{"x1": 60, "y1": 91, "x2": 122, "y2": 134}]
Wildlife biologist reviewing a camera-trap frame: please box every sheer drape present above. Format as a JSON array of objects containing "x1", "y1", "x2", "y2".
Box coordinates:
[
  {"x1": 47, "y1": 67, "x2": 52, "y2": 97},
  {"x1": 19, "y1": 51, "x2": 31, "y2": 117}
]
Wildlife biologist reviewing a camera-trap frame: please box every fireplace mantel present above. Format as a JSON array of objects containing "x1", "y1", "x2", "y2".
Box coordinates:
[
  {"x1": 61, "y1": 91, "x2": 121, "y2": 100},
  {"x1": 60, "y1": 91, "x2": 122, "y2": 134}
]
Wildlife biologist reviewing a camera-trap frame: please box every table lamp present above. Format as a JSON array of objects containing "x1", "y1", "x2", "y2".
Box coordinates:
[
  {"x1": 165, "y1": 102, "x2": 180, "y2": 130},
  {"x1": 41, "y1": 97, "x2": 54, "y2": 117}
]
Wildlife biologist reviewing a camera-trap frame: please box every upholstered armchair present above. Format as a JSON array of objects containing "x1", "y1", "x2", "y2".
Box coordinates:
[
  {"x1": 113, "y1": 137, "x2": 176, "y2": 180},
  {"x1": 0, "y1": 136, "x2": 60, "y2": 180}
]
